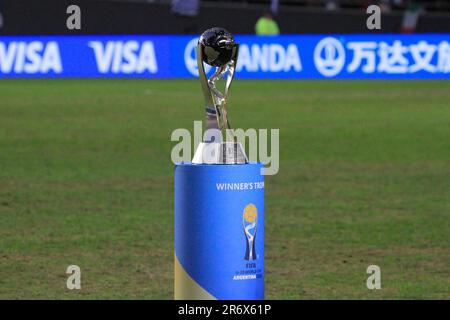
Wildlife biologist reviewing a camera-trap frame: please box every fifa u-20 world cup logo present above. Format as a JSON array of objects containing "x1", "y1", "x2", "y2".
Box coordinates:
[{"x1": 243, "y1": 204, "x2": 258, "y2": 261}]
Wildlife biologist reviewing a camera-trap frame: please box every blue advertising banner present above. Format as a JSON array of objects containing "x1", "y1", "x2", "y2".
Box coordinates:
[{"x1": 0, "y1": 34, "x2": 449, "y2": 79}]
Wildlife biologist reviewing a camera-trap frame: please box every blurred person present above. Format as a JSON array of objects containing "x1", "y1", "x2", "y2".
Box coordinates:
[
  {"x1": 401, "y1": 1, "x2": 423, "y2": 33},
  {"x1": 0, "y1": 0, "x2": 3, "y2": 29},
  {"x1": 255, "y1": 11, "x2": 280, "y2": 36},
  {"x1": 379, "y1": 0, "x2": 392, "y2": 13},
  {"x1": 325, "y1": 0, "x2": 340, "y2": 11},
  {"x1": 392, "y1": 0, "x2": 404, "y2": 7},
  {"x1": 271, "y1": 0, "x2": 279, "y2": 14},
  {"x1": 171, "y1": 0, "x2": 199, "y2": 34}
]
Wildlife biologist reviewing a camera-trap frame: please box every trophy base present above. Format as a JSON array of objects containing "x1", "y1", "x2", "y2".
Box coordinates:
[{"x1": 192, "y1": 142, "x2": 248, "y2": 164}]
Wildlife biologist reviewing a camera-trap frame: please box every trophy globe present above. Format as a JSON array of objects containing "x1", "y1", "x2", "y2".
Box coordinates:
[{"x1": 199, "y1": 28, "x2": 236, "y2": 67}]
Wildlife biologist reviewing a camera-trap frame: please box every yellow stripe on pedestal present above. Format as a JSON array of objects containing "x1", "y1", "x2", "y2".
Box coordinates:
[{"x1": 174, "y1": 255, "x2": 217, "y2": 300}]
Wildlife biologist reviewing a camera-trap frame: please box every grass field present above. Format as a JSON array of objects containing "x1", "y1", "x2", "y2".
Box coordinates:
[{"x1": 0, "y1": 79, "x2": 449, "y2": 299}]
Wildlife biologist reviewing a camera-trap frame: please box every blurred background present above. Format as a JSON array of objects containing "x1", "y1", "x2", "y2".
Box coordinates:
[{"x1": 0, "y1": 0, "x2": 449, "y2": 35}]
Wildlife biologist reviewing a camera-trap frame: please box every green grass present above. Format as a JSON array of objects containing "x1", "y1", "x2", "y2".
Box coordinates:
[{"x1": 0, "y1": 79, "x2": 449, "y2": 299}]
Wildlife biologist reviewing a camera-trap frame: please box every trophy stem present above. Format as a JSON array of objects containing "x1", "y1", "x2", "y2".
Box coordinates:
[{"x1": 195, "y1": 37, "x2": 246, "y2": 164}]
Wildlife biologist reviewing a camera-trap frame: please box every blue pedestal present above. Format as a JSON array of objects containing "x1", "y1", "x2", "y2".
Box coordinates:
[{"x1": 174, "y1": 162, "x2": 265, "y2": 300}]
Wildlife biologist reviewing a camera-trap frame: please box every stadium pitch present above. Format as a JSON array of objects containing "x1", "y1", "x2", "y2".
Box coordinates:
[{"x1": 0, "y1": 79, "x2": 449, "y2": 299}]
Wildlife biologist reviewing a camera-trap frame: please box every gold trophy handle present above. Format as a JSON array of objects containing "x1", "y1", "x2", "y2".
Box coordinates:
[
  {"x1": 196, "y1": 45, "x2": 215, "y2": 112},
  {"x1": 196, "y1": 45, "x2": 220, "y2": 141},
  {"x1": 196, "y1": 43, "x2": 239, "y2": 135}
]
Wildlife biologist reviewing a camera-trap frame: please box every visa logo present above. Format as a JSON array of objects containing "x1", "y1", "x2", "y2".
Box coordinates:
[
  {"x1": 0, "y1": 41, "x2": 62, "y2": 74},
  {"x1": 237, "y1": 44, "x2": 302, "y2": 73},
  {"x1": 88, "y1": 41, "x2": 158, "y2": 74}
]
